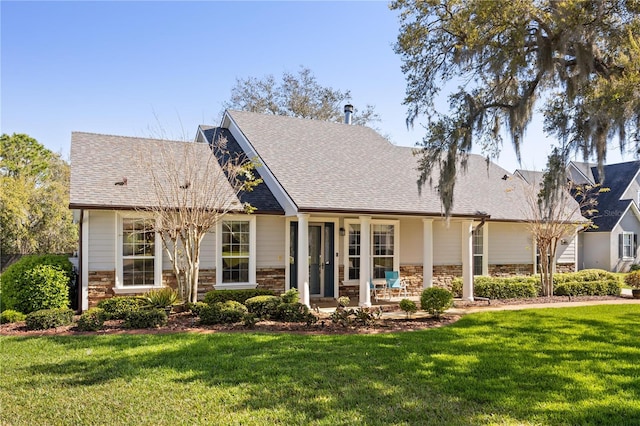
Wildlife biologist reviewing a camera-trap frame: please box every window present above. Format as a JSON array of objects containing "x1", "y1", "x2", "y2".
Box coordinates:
[
  {"x1": 347, "y1": 224, "x2": 361, "y2": 280},
  {"x1": 344, "y1": 220, "x2": 398, "y2": 281},
  {"x1": 372, "y1": 224, "x2": 395, "y2": 279},
  {"x1": 221, "y1": 220, "x2": 250, "y2": 283},
  {"x1": 122, "y1": 218, "x2": 156, "y2": 286},
  {"x1": 620, "y1": 232, "x2": 637, "y2": 259},
  {"x1": 472, "y1": 227, "x2": 483, "y2": 276}
]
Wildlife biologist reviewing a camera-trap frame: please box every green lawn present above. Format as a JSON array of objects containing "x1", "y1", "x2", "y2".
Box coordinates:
[{"x1": 2, "y1": 305, "x2": 639, "y2": 425}]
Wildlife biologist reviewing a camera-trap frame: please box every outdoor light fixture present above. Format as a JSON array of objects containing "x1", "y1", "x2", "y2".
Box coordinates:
[{"x1": 339, "y1": 227, "x2": 345, "y2": 236}]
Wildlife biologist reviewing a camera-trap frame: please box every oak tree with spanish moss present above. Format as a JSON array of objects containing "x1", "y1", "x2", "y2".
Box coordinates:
[{"x1": 392, "y1": 0, "x2": 640, "y2": 216}]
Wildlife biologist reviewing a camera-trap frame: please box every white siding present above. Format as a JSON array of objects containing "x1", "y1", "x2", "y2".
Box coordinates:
[
  {"x1": 611, "y1": 207, "x2": 640, "y2": 272},
  {"x1": 582, "y1": 232, "x2": 611, "y2": 270},
  {"x1": 88, "y1": 210, "x2": 116, "y2": 270},
  {"x1": 256, "y1": 215, "x2": 285, "y2": 268},
  {"x1": 487, "y1": 222, "x2": 533, "y2": 264},
  {"x1": 399, "y1": 218, "x2": 423, "y2": 264},
  {"x1": 433, "y1": 220, "x2": 461, "y2": 265},
  {"x1": 621, "y1": 172, "x2": 640, "y2": 201},
  {"x1": 556, "y1": 234, "x2": 577, "y2": 265}
]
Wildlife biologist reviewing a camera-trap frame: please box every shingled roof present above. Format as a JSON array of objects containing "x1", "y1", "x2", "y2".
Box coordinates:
[
  {"x1": 70, "y1": 132, "x2": 283, "y2": 214},
  {"x1": 583, "y1": 160, "x2": 640, "y2": 232},
  {"x1": 225, "y1": 110, "x2": 581, "y2": 221}
]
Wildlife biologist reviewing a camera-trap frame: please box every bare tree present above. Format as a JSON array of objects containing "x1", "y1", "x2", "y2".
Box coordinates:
[
  {"x1": 138, "y1": 135, "x2": 261, "y2": 303},
  {"x1": 515, "y1": 149, "x2": 604, "y2": 296}
]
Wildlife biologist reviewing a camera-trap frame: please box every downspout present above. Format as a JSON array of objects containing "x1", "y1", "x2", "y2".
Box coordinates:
[{"x1": 77, "y1": 209, "x2": 84, "y2": 313}]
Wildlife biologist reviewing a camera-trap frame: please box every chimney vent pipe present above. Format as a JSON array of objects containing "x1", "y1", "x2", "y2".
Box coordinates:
[{"x1": 344, "y1": 104, "x2": 353, "y2": 124}]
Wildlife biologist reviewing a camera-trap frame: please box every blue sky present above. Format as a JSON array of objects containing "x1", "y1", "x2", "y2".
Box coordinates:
[{"x1": 1, "y1": 1, "x2": 632, "y2": 172}]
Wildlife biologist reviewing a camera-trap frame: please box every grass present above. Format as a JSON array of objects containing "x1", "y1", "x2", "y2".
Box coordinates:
[{"x1": 1, "y1": 305, "x2": 640, "y2": 425}]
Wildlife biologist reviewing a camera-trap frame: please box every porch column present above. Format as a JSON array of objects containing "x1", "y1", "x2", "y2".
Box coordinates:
[
  {"x1": 81, "y1": 210, "x2": 89, "y2": 311},
  {"x1": 461, "y1": 220, "x2": 474, "y2": 301},
  {"x1": 359, "y1": 215, "x2": 372, "y2": 307},
  {"x1": 422, "y1": 218, "x2": 434, "y2": 289},
  {"x1": 297, "y1": 213, "x2": 310, "y2": 307}
]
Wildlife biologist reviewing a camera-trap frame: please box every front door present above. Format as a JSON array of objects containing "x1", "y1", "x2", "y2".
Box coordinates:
[
  {"x1": 289, "y1": 221, "x2": 335, "y2": 298},
  {"x1": 309, "y1": 224, "x2": 323, "y2": 296}
]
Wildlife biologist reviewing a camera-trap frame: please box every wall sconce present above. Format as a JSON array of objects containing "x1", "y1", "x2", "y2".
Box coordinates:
[
  {"x1": 339, "y1": 227, "x2": 345, "y2": 236},
  {"x1": 560, "y1": 239, "x2": 568, "y2": 245}
]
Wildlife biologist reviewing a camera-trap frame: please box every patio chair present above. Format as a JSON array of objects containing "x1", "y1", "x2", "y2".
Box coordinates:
[
  {"x1": 370, "y1": 279, "x2": 386, "y2": 301},
  {"x1": 385, "y1": 271, "x2": 408, "y2": 298}
]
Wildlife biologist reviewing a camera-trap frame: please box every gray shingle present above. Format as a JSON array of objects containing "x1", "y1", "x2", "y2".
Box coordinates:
[
  {"x1": 227, "y1": 110, "x2": 581, "y2": 221},
  {"x1": 70, "y1": 132, "x2": 242, "y2": 210}
]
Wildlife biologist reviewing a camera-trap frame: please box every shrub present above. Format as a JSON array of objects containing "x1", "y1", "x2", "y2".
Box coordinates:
[
  {"x1": 76, "y1": 308, "x2": 106, "y2": 331},
  {"x1": 0, "y1": 309, "x2": 26, "y2": 324},
  {"x1": 337, "y1": 296, "x2": 351, "y2": 307},
  {"x1": 144, "y1": 287, "x2": 178, "y2": 309},
  {"x1": 631, "y1": 264, "x2": 640, "y2": 272},
  {"x1": 275, "y1": 302, "x2": 316, "y2": 324},
  {"x1": 25, "y1": 308, "x2": 74, "y2": 330},
  {"x1": 242, "y1": 312, "x2": 259, "y2": 328},
  {"x1": 1, "y1": 254, "x2": 73, "y2": 312},
  {"x1": 123, "y1": 309, "x2": 168, "y2": 329},
  {"x1": 244, "y1": 295, "x2": 281, "y2": 319},
  {"x1": 399, "y1": 299, "x2": 418, "y2": 318},
  {"x1": 474, "y1": 276, "x2": 538, "y2": 299},
  {"x1": 280, "y1": 288, "x2": 299, "y2": 304},
  {"x1": 625, "y1": 270, "x2": 640, "y2": 289},
  {"x1": 97, "y1": 297, "x2": 147, "y2": 320},
  {"x1": 330, "y1": 307, "x2": 353, "y2": 327},
  {"x1": 420, "y1": 287, "x2": 453, "y2": 319},
  {"x1": 203, "y1": 289, "x2": 275, "y2": 305},
  {"x1": 199, "y1": 301, "x2": 248, "y2": 325},
  {"x1": 15, "y1": 265, "x2": 69, "y2": 314},
  {"x1": 555, "y1": 280, "x2": 621, "y2": 297},
  {"x1": 352, "y1": 307, "x2": 381, "y2": 326},
  {"x1": 450, "y1": 278, "x2": 463, "y2": 298},
  {"x1": 187, "y1": 301, "x2": 209, "y2": 316}
]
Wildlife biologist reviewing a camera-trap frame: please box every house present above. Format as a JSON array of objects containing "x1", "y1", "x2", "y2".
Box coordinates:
[
  {"x1": 566, "y1": 161, "x2": 640, "y2": 272},
  {"x1": 70, "y1": 109, "x2": 582, "y2": 311}
]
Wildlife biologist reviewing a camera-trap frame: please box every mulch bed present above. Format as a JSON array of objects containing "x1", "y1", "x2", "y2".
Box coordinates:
[{"x1": 0, "y1": 295, "x2": 630, "y2": 337}]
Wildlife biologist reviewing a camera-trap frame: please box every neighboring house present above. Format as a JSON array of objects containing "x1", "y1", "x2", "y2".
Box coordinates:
[
  {"x1": 70, "y1": 109, "x2": 581, "y2": 310},
  {"x1": 566, "y1": 161, "x2": 640, "y2": 272}
]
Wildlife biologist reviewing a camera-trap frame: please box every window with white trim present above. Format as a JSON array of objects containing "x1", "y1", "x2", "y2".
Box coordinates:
[
  {"x1": 221, "y1": 220, "x2": 250, "y2": 283},
  {"x1": 347, "y1": 223, "x2": 361, "y2": 280},
  {"x1": 122, "y1": 218, "x2": 156, "y2": 286},
  {"x1": 620, "y1": 232, "x2": 636, "y2": 259},
  {"x1": 344, "y1": 220, "x2": 399, "y2": 281},
  {"x1": 472, "y1": 227, "x2": 483, "y2": 276},
  {"x1": 216, "y1": 216, "x2": 256, "y2": 288},
  {"x1": 372, "y1": 224, "x2": 395, "y2": 279}
]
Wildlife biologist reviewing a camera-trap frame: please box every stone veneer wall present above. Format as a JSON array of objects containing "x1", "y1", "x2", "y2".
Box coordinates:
[
  {"x1": 488, "y1": 264, "x2": 534, "y2": 276},
  {"x1": 433, "y1": 265, "x2": 463, "y2": 290},
  {"x1": 87, "y1": 269, "x2": 217, "y2": 308},
  {"x1": 556, "y1": 263, "x2": 575, "y2": 273},
  {"x1": 399, "y1": 265, "x2": 424, "y2": 295},
  {"x1": 256, "y1": 268, "x2": 286, "y2": 293}
]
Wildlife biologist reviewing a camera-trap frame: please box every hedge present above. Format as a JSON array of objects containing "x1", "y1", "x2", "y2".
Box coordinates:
[
  {"x1": 474, "y1": 276, "x2": 539, "y2": 299},
  {"x1": 25, "y1": 308, "x2": 74, "y2": 330},
  {"x1": 15, "y1": 265, "x2": 70, "y2": 314},
  {"x1": 1, "y1": 255, "x2": 73, "y2": 312},
  {"x1": 203, "y1": 289, "x2": 275, "y2": 305}
]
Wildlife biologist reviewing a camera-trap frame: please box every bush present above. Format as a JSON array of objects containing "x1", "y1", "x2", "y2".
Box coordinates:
[
  {"x1": 203, "y1": 289, "x2": 275, "y2": 305},
  {"x1": 352, "y1": 307, "x2": 381, "y2": 326},
  {"x1": 555, "y1": 280, "x2": 621, "y2": 297},
  {"x1": 144, "y1": 287, "x2": 178, "y2": 309},
  {"x1": 275, "y1": 302, "x2": 316, "y2": 324},
  {"x1": 0, "y1": 309, "x2": 26, "y2": 324},
  {"x1": 337, "y1": 296, "x2": 351, "y2": 307},
  {"x1": 76, "y1": 308, "x2": 106, "y2": 331},
  {"x1": 625, "y1": 270, "x2": 640, "y2": 289},
  {"x1": 244, "y1": 295, "x2": 281, "y2": 319},
  {"x1": 399, "y1": 299, "x2": 417, "y2": 318},
  {"x1": 1, "y1": 255, "x2": 73, "y2": 312},
  {"x1": 25, "y1": 308, "x2": 74, "y2": 330},
  {"x1": 631, "y1": 264, "x2": 640, "y2": 272},
  {"x1": 15, "y1": 265, "x2": 70, "y2": 314},
  {"x1": 199, "y1": 301, "x2": 248, "y2": 325},
  {"x1": 97, "y1": 297, "x2": 147, "y2": 320},
  {"x1": 420, "y1": 287, "x2": 453, "y2": 319},
  {"x1": 123, "y1": 309, "x2": 168, "y2": 329},
  {"x1": 450, "y1": 278, "x2": 463, "y2": 298},
  {"x1": 187, "y1": 301, "x2": 209, "y2": 316},
  {"x1": 474, "y1": 276, "x2": 538, "y2": 299},
  {"x1": 280, "y1": 288, "x2": 299, "y2": 304},
  {"x1": 242, "y1": 312, "x2": 259, "y2": 328}
]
